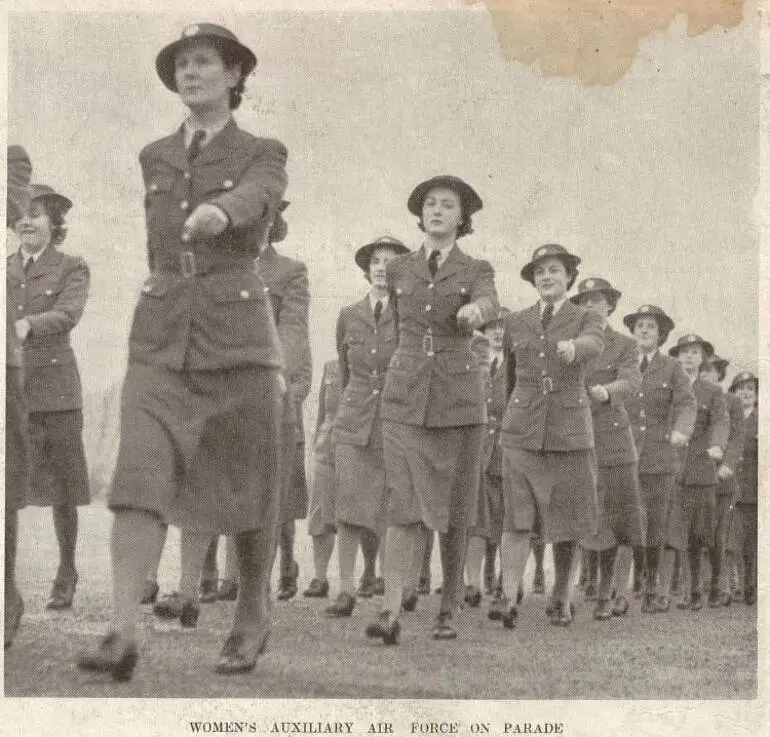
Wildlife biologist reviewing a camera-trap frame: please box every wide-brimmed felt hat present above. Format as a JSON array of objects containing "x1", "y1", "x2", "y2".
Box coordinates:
[
  {"x1": 480, "y1": 306, "x2": 511, "y2": 329},
  {"x1": 354, "y1": 236, "x2": 410, "y2": 273},
  {"x1": 729, "y1": 370, "x2": 758, "y2": 393},
  {"x1": 667, "y1": 333, "x2": 715, "y2": 359},
  {"x1": 520, "y1": 243, "x2": 581, "y2": 285},
  {"x1": 570, "y1": 277, "x2": 622, "y2": 307},
  {"x1": 622, "y1": 304, "x2": 675, "y2": 336},
  {"x1": 29, "y1": 183, "x2": 72, "y2": 214},
  {"x1": 407, "y1": 176, "x2": 483, "y2": 217},
  {"x1": 269, "y1": 200, "x2": 289, "y2": 243},
  {"x1": 156, "y1": 23, "x2": 257, "y2": 92}
]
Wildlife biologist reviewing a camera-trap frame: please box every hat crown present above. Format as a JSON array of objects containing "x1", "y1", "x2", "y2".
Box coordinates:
[
  {"x1": 371, "y1": 235, "x2": 405, "y2": 248},
  {"x1": 532, "y1": 243, "x2": 569, "y2": 260},
  {"x1": 180, "y1": 23, "x2": 239, "y2": 43},
  {"x1": 577, "y1": 276, "x2": 614, "y2": 293}
]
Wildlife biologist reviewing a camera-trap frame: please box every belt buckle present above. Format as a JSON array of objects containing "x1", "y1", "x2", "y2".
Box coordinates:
[
  {"x1": 422, "y1": 334, "x2": 434, "y2": 356},
  {"x1": 542, "y1": 376, "x2": 553, "y2": 394},
  {"x1": 180, "y1": 251, "x2": 196, "y2": 278}
]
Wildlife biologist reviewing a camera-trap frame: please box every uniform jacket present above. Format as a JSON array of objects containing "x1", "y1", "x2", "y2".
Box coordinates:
[
  {"x1": 313, "y1": 359, "x2": 342, "y2": 465},
  {"x1": 255, "y1": 243, "x2": 311, "y2": 427},
  {"x1": 677, "y1": 377, "x2": 730, "y2": 487},
  {"x1": 584, "y1": 325, "x2": 641, "y2": 467},
  {"x1": 482, "y1": 353, "x2": 507, "y2": 477},
  {"x1": 626, "y1": 351, "x2": 696, "y2": 475},
  {"x1": 500, "y1": 299, "x2": 604, "y2": 452},
  {"x1": 381, "y1": 246, "x2": 499, "y2": 427},
  {"x1": 129, "y1": 120, "x2": 287, "y2": 371},
  {"x1": 737, "y1": 408, "x2": 758, "y2": 504},
  {"x1": 333, "y1": 296, "x2": 398, "y2": 448},
  {"x1": 716, "y1": 389, "x2": 745, "y2": 498},
  {"x1": 7, "y1": 247, "x2": 89, "y2": 412}
]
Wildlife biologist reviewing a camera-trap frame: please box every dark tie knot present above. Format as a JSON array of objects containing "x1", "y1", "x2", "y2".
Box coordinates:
[
  {"x1": 541, "y1": 303, "x2": 554, "y2": 329},
  {"x1": 23, "y1": 257, "x2": 34, "y2": 274},
  {"x1": 490, "y1": 357, "x2": 499, "y2": 377},
  {"x1": 373, "y1": 300, "x2": 383, "y2": 324},
  {"x1": 640, "y1": 354, "x2": 650, "y2": 373},
  {"x1": 428, "y1": 249, "x2": 442, "y2": 277},
  {"x1": 187, "y1": 130, "x2": 206, "y2": 162}
]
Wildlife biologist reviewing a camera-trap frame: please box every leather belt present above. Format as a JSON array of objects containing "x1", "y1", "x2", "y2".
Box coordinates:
[
  {"x1": 155, "y1": 251, "x2": 254, "y2": 277},
  {"x1": 399, "y1": 332, "x2": 471, "y2": 357}
]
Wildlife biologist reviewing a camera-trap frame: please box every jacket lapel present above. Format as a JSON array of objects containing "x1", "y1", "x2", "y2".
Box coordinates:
[
  {"x1": 547, "y1": 298, "x2": 577, "y2": 333},
  {"x1": 408, "y1": 249, "x2": 432, "y2": 281},
  {"x1": 156, "y1": 127, "x2": 189, "y2": 172},
  {"x1": 25, "y1": 245, "x2": 62, "y2": 280},
  {"x1": 356, "y1": 296, "x2": 376, "y2": 330},
  {"x1": 7, "y1": 252, "x2": 24, "y2": 284},
  {"x1": 194, "y1": 119, "x2": 241, "y2": 167},
  {"x1": 434, "y1": 245, "x2": 468, "y2": 282}
]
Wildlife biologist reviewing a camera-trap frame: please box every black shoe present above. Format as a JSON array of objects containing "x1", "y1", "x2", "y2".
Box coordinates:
[
  {"x1": 76, "y1": 633, "x2": 138, "y2": 682},
  {"x1": 199, "y1": 578, "x2": 219, "y2": 604},
  {"x1": 365, "y1": 610, "x2": 401, "y2": 645},
  {"x1": 46, "y1": 572, "x2": 78, "y2": 611},
  {"x1": 217, "y1": 579, "x2": 239, "y2": 602},
  {"x1": 4, "y1": 591, "x2": 24, "y2": 650},
  {"x1": 357, "y1": 577, "x2": 376, "y2": 599},
  {"x1": 277, "y1": 562, "x2": 299, "y2": 601},
  {"x1": 153, "y1": 592, "x2": 200, "y2": 628},
  {"x1": 488, "y1": 593, "x2": 507, "y2": 621},
  {"x1": 656, "y1": 595, "x2": 671, "y2": 613},
  {"x1": 416, "y1": 577, "x2": 431, "y2": 595},
  {"x1": 676, "y1": 595, "x2": 691, "y2": 610},
  {"x1": 744, "y1": 588, "x2": 756, "y2": 605},
  {"x1": 593, "y1": 598, "x2": 613, "y2": 621},
  {"x1": 464, "y1": 585, "x2": 482, "y2": 608},
  {"x1": 373, "y1": 577, "x2": 386, "y2": 596},
  {"x1": 583, "y1": 582, "x2": 597, "y2": 601},
  {"x1": 401, "y1": 588, "x2": 418, "y2": 613},
  {"x1": 517, "y1": 582, "x2": 525, "y2": 606},
  {"x1": 214, "y1": 628, "x2": 270, "y2": 675},
  {"x1": 611, "y1": 595, "x2": 629, "y2": 617},
  {"x1": 549, "y1": 601, "x2": 575, "y2": 627},
  {"x1": 139, "y1": 580, "x2": 159, "y2": 605},
  {"x1": 303, "y1": 578, "x2": 329, "y2": 598},
  {"x1": 325, "y1": 592, "x2": 356, "y2": 618},
  {"x1": 502, "y1": 604, "x2": 518, "y2": 630},
  {"x1": 432, "y1": 611, "x2": 457, "y2": 640},
  {"x1": 685, "y1": 592, "x2": 703, "y2": 612}
]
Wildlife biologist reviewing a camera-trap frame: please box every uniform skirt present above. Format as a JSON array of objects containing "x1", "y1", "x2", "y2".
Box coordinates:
[
  {"x1": 468, "y1": 472, "x2": 503, "y2": 544},
  {"x1": 383, "y1": 421, "x2": 484, "y2": 534},
  {"x1": 582, "y1": 462, "x2": 645, "y2": 550},
  {"x1": 638, "y1": 472, "x2": 676, "y2": 548},
  {"x1": 667, "y1": 484, "x2": 716, "y2": 552},
  {"x1": 501, "y1": 446, "x2": 598, "y2": 544},
  {"x1": 335, "y1": 442, "x2": 388, "y2": 534},
  {"x1": 279, "y1": 421, "x2": 308, "y2": 523},
  {"x1": 715, "y1": 493, "x2": 741, "y2": 555},
  {"x1": 27, "y1": 409, "x2": 90, "y2": 507},
  {"x1": 5, "y1": 367, "x2": 27, "y2": 512},
  {"x1": 110, "y1": 362, "x2": 282, "y2": 535},
  {"x1": 307, "y1": 459, "x2": 337, "y2": 536}
]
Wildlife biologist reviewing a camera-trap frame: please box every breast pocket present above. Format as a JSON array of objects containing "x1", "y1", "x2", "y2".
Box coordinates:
[
  {"x1": 205, "y1": 274, "x2": 269, "y2": 348},
  {"x1": 144, "y1": 172, "x2": 176, "y2": 232},
  {"x1": 383, "y1": 352, "x2": 423, "y2": 406},
  {"x1": 559, "y1": 394, "x2": 590, "y2": 435}
]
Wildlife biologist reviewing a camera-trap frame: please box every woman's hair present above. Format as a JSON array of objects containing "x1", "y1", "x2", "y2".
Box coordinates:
[
  {"x1": 564, "y1": 263, "x2": 579, "y2": 291},
  {"x1": 36, "y1": 199, "x2": 68, "y2": 245},
  {"x1": 416, "y1": 190, "x2": 474, "y2": 239},
  {"x1": 207, "y1": 37, "x2": 248, "y2": 110}
]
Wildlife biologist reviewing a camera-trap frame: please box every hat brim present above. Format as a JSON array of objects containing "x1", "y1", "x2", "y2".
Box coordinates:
[
  {"x1": 729, "y1": 376, "x2": 758, "y2": 393},
  {"x1": 354, "y1": 241, "x2": 410, "y2": 273},
  {"x1": 480, "y1": 308, "x2": 511, "y2": 329},
  {"x1": 570, "y1": 287, "x2": 622, "y2": 306},
  {"x1": 31, "y1": 192, "x2": 73, "y2": 214},
  {"x1": 622, "y1": 311, "x2": 675, "y2": 335},
  {"x1": 667, "y1": 340, "x2": 715, "y2": 358},
  {"x1": 520, "y1": 253, "x2": 581, "y2": 285},
  {"x1": 156, "y1": 37, "x2": 257, "y2": 92},
  {"x1": 407, "y1": 177, "x2": 483, "y2": 217}
]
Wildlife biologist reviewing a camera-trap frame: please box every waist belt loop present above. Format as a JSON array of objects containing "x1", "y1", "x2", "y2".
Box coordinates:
[{"x1": 180, "y1": 251, "x2": 196, "y2": 278}]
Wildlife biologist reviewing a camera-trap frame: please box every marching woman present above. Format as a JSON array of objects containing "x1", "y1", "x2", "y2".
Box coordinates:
[
  {"x1": 497, "y1": 245, "x2": 603, "y2": 629},
  {"x1": 570, "y1": 278, "x2": 643, "y2": 620},
  {"x1": 367, "y1": 176, "x2": 498, "y2": 643},
  {"x1": 77, "y1": 23, "x2": 288, "y2": 679},
  {"x1": 667, "y1": 334, "x2": 729, "y2": 611},
  {"x1": 699, "y1": 355, "x2": 745, "y2": 606},
  {"x1": 729, "y1": 371, "x2": 758, "y2": 605},
  {"x1": 5, "y1": 145, "x2": 33, "y2": 649},
  {"x1": 8, "y1": 183, "x2": 91, "y2": 612},
  {"x1": 623, "y1": 307, "x2": 696, "y2": 613},
  {"x1": 326, "y1": 236, "x2": 410, "y2": 617}
]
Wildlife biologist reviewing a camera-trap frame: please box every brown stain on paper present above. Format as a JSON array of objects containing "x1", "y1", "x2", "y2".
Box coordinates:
[{"x1": 466, "y1": 0, "x2": 746, "y2": 84}]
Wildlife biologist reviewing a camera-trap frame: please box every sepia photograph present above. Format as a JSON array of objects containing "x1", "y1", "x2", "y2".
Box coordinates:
[{"x1": 3, "y1": 0, "x2": 764, "y2": 732}]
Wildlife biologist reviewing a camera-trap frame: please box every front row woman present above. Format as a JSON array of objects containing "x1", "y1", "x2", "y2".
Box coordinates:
[
  {"x1": 76, "y1": 23, "x2": 288, "y2": 680},
  {"x1": 497, "y1": 244, "x2": 604, "y2": 628},
  {"x1": 367, "y1": 176, "x2": 499, "y2": 644}
]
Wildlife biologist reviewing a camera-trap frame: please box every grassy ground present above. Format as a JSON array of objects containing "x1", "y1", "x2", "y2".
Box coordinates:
[{"x1": 5, "y1": 504, "x2": 756, "y2": 698}]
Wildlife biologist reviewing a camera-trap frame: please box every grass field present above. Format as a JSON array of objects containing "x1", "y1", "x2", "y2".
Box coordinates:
[{"x1": 5, "y1": 504, "x2": 757, "y2": 699}]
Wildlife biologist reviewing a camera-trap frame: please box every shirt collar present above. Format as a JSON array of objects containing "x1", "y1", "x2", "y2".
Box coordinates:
[
  {"x1": 540, "y1": 297, "x2": 567, "y2": 316},
  {"x1": 20, "y1": 245, "x2": 47, "y2": 265},
  {"x1": 369, "y1": 292, "x2": 389, "y2": 311},
  {"x1": 422, "y1": 242, "x2": 453, "y2": 265},
  {"x1": 183, "y1": 117, "x2": 231, "y2": 148}
]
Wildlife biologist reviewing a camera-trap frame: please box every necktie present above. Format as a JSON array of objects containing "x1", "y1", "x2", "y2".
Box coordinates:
[
  {"x1": 187, "y1": 129, "x2": 206, "y2": 162},
  {"x1": 490, "y1": 357, "x2": 499, "y2": 377},
  {"x1": 640, "y1": 354, "x2": 649, "y2": 374},
  {"x1": 23, "y1": 257, "x2": 33, "y2": 275},
  {"x1": 541, "y1": 303, "x2": 554, "y2": 330},
  {"x1": 373, "y1": 300, "x2": 383, "y2": 324},
  {"x1": 428, "y1": 249, "x2": 441, "y2": 277}
]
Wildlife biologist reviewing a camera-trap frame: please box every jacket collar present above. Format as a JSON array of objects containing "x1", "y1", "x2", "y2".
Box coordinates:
[
  {"x1": 15, "y1": 243, "x2": 62, "y2": 279},
  {"x1": 157, "y1": 119, "x2": 242, "y2": 171},
  {"x1": 355, "y1": 294, "x2": 394, "y2": 330}
]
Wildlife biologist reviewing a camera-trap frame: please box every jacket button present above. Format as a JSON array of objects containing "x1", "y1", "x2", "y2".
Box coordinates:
[
  {"x1": 142, "y1": 285, "x2": 152, "y2": 294},
  {"x1": 487, "y1": 397, "x2": 492, "y2": 403},
  {"x1": 45, "y1": 289, "x2": 53, "y2": 296},
  {"x1": 514, "y1": 398, "x2": 519, "y2": 404},
  {"x1": 542, "y1": 370, "x2": 547, "y2": 375},
  {"x1": 16, "y1": 305, "x2": 23, "y2": 311},
  {"x1": 460, "y1": 287, "x2": 467, "y2": 294},
  {"x1": 539, "y1": 352, "x2": 545, "y2": 358},
  {"x1": 613, "y1": 422, "x2": 619, "y2": 427},
  {"x1": 371, "y1": 349, "x2": 377, "y2": 354},
  {"x1": 180, "y1": 200, "x2": 189, "y2": 210},
  {"x1": 263, "y1": 286, "x2": 270, "y2": 293},
  {"x1": 373, "y1": 389, "x2": 380, "y2": 395},
  {"x1": 540, "y1": 335, "x2": 545, "y2": 340},
  {"x1": 20, "y1": 283, "x2": 25, "y2": 289},
  {"x1": 428, "y1": 283, "x2": 434, "y2": 289},
  {"x1": 638, "y1": 392, "x2": 644, "y2": 397},
  {"x1": 425, "y1": 305, "x2": 432, "y2": 311},
  {"x1": 396, "y1": 288, "x2": 403, "y2": 296},
  {"x1": 51, "y1": 358, "x2": 58, "y2": 364},
  {"x1": 223, "y1": 180, "x2": 234, "y2": 189},
  {"x1": 240, "y1": 290, "x2": 250, "y2": 299},
  {"x1": 149, "y1": 183, "x2": 158, "y2": 192},
  {"x1": 640, "y1": 426, "x2": 646, "y2": 431},
  {"x1": 183, "y1": 172, "x2": 191, "y2": 180}
]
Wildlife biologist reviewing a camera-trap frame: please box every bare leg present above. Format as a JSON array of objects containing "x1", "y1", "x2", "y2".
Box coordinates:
[
  {"x1": 336, "y1": 523, "x2": 362, "y2": 595},
  {"x1": 500, "y1": 531, "x2": 531, "y2": 603},
  {"x1": 613, "y1": 545, "x2": 634, "y2": 596},
  {"x1": 179, "y1": 530, "x2": 213, "y2": 603},
  {"x1": 597, "y1": 547, "x2": 617, "y2": 600},
  {"x1": 223, "y1": 536, "x2": 238, "y2": 582},
  {"x1": 52, "y1": 504, "x2": 78, "y2": 580},
  {"x1": 279, "y1": 520, "x2": 296, "y2": 578},
  {"x1": 232, "y1": 530, "x2": 273, "y2": 635},
  {"x1": 145, "y1": 523, "x2": 168, "y2": 582},
  {"x1": 658, "y1": 547, "x2": 676, "y2": 598},
  {"x1": 439, "y1": 525, "x2": 467, "y2": 614},
  {"x1": 464, "y1": 535, "x2": 486, "y2": 590},
  {"x1": 312, "y1": 531, "x2": 335, "y2": 581},
  {"x1": 381, "y1": 524, "x2": 420, "y2": 616}
]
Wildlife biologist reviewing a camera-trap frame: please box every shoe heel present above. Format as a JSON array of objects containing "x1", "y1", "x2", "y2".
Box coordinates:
[
  {"x1": 112, "y1": 649, "x2": 138, "y2": 682},
  {"x1": 180, "y1": 603, "x2": 200, "y2": 628}
]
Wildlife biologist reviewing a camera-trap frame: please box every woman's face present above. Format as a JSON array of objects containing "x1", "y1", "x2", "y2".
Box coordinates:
[
  {"x1": 484, "y1": 321, "x2": 505, "y2": 351},
  {"x1": 533, "y1": 257, "x2": 569, "y2": 302},
  {"x1": 421, "y1": 187, "x2": 463, "y2": 238},
  {"x1": 368, "y1": 247, "x2": 398, "y2": 288},
  {"x1": 676, "y1": 344, "x2": 704, "y2": 373},
  {"x1": 580, "y1": 291, "x2": 611, "y2": 319},
  {"x1": 174, "y1": 40, "x2": 239, "y2": 110},
  {"x1": 735, "y1": 382, "x2": 757, "y2": 410},
  {"x1": 633, "y1": 316, "x2": 660, "y2": 352},
  {"x1": 14, "y1": 200, "x2": 53, "y2": 254}
]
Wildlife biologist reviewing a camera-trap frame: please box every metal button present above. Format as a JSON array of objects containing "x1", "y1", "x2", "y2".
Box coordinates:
[
  {"x1": 263, "y1": 286, "x2": 270, "y2": 293},
  {"x1": 514, "y1": 398, "x2": 519, "y2": 404},
  {"x1": 487, "y1": 397, "x2": 492, "y2": 403},
  {"x1": 428, "y1": 283, "x2": 434, "y2": 289},
  {"x1": 425, "y1": 305, "x2": 432, "y2": 312},
  {"x1": 371, "y1": 349, "x2": 377, "y2": 354},
  {"x1": 51, "y1": 358, "x2": 58, "y2": 364},
  {"x1": 183, "y1": 172, "x2": 191, "y2": 180},
  {"x1": 540, "y1": 335, "x2": 545, "y2": 340},
  {"x1": 460, "y1": 287, "x2": 467, "y2": 294},
  {"x1": 396, "y1": 288, "x2": 403, "y2": 296},
  {"x1": 373, "y1": 389, "x2": 380, "y2": 396},
  {"x1": 17, "y1": 305, "x2": 23, "y2": 311},
  {"x1": 45, "y1": 289, "x2": 53, "y2": 296},
  {"x1": 539, "y1": 352, "x2": 545, "y2": 358},
  {"x1": 613, "y1": 422, "x2": 619, "y2": 427},
  {"x1": 240, "y1": 290, "x2": 250, "y2": 299},
  {"x1": 640, "y1": 426, "x2": 646, "y2": 431},
  {"x1": 638, "y1": 392, "x2": 644, "y2": 397},
  {"x1": 181, "y1": 233, "x2": 191, "y2": 243},
  {"x1": 223, "y1": 180, "x2": 234, "y2": 189},
  {"x1": 542, "y1": 370, "x2": 547, "y2": 375},
  {"x1": 142, "y1": 285, "x2": 152, "y2": 294},
  {"x1": 180, "y1": 200, "x2": 189, "y2": 210},
  {"x1": 489, "y1": 429, "x2": 495, "y2": 435},
  {"x1": 149, "y1": 183, "x2": 158, "y2": 192}
]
